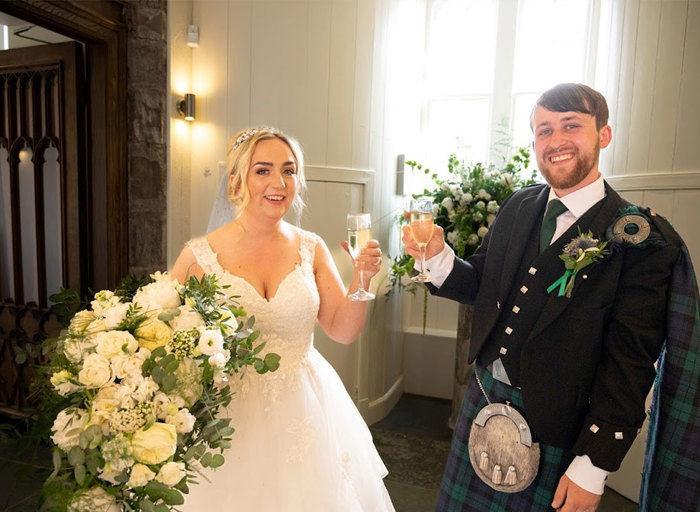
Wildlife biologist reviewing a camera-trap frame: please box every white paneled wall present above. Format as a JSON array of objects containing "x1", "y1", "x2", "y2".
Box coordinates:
[{"x1": 168, "y1": 0, "x2": 404, "y2": 425}]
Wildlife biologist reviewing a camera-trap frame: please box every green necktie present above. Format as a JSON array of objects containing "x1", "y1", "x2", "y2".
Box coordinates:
[{"x1": 539, "y1": 199, "x2": 568, "y2": 253}]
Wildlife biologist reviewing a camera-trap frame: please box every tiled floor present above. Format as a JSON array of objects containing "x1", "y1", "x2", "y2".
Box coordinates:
[{"x1": 370, "y1": 393, "x2": 638, "y2": 512}]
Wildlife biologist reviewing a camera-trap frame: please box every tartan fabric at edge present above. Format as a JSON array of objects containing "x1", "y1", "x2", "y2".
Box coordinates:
[
  {"x1": 435, "y1": 366, "x2": 574, "y2": 512},
  {"x1": 639, "y1": 244, "x2": 700, "y2": 511}
]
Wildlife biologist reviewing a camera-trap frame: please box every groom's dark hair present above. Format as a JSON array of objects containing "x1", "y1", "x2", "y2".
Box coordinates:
[{"x1": 531, "y1": 83, "x2": 609, "y2": 131}]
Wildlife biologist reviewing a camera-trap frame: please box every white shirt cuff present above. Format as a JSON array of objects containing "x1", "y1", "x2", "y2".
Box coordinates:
[
  {"x1": 413, "y1": 245, "x2": 455, "y2": 288},
  {"x1": 565, "y1": 455, "x2": 609, "y2": 495}
]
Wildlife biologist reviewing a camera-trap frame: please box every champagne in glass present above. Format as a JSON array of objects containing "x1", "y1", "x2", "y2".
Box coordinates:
[
  {"x1": 347, "y1": 213, "x2": 375, "y2": 301},
  {"x1": 409, "y1": 198, "x2": 434, "y2": 282}
]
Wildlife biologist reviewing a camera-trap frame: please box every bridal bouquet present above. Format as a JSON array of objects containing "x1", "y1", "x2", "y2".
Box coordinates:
[{"x1": 42, "y1": 272, "x2": 279, "y2": 511}]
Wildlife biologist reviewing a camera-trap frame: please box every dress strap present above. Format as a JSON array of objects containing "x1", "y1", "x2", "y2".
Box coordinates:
[
  {"x1": 186, "y1": 237, "x2": 224, "y2": 275},
  {"x1": 298, "y1": 229, "x2": 320, "y2": 270}
]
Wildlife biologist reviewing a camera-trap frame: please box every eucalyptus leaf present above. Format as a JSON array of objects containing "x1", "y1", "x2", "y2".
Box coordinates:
[
  {"x1": 162, "y1": 489, "x2": 185, "y2": 505},
  {"x1": 165, "y1": 359, "x2": 180, "y2": 373},
  {"x1": 67, "y1": 446, "x2": 85, "y2": 466},
  {"x1": 200, "y1": 452, "x2": 213, "y2": 467},
  {"x1": 74, "y1": 464, "x2": 86, "y2": 485},
  {"x1": 161, "y1": 373, "x2": 177, "y2": 392},
  {"x1": 264, "y1": 353, "x2": 281, "y2": 371},
  {"x1": 139, "y1": 499, "x2": 156, "y2": 512},
  {"x1": 210, "y1": 454, "x2": 225, "y2": 468},
  {"x1": 151, "y1": 346, "x2": 167, "y2": 358}
]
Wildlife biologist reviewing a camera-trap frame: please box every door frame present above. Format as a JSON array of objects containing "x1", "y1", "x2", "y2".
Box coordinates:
[{"x1": 2, "y1": 0, "x2": 128, "y2": 290}]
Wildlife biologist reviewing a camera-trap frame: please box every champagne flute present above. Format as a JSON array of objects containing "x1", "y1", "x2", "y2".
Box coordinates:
[
  {"x1": 347, "y1": 213, "x2": 375, "y2": 301},
  {"x1": 409, "y1": 197, "x2": 435, "y2": 282}
]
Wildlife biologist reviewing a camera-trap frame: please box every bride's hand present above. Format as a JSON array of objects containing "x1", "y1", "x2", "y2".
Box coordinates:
[{"x1": 340, "y1": 239, "x2": 383, "y2": 282}]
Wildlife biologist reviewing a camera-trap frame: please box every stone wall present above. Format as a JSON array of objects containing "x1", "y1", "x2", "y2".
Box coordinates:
[{"x1": 122, "y1": 0, "x2": 168, "y2": 276}]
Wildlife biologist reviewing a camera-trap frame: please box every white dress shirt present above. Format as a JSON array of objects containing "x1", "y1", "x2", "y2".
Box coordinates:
[{"x1": 418, "y1": 176, "x2": 609, "y2": 494}]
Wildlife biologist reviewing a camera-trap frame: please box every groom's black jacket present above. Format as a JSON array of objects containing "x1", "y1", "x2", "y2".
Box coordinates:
[{"x1": 431, "y1": 182, "x2": 682, "y2": 471}]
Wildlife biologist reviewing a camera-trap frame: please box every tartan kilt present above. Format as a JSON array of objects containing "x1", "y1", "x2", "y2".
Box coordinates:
[{"x1": 436, "y1": 365, "x2": 575, "y2": 512}]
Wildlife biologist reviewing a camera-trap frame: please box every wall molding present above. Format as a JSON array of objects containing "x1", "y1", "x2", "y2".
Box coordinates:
[
  {"x1": 605, "y1": 171, "x2": 700, "y2": 191},
  {"x1": 305, "y1": 165, "x2": 375, "y2": 184}
]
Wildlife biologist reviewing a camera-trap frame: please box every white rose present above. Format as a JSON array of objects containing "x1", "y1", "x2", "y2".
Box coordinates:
[
  {"x1": 449, "y1": 185, "x2": 462, "y2": 200},
  {"x1": 63, "y1": 338, "x2": 97, "y2": 364},
  {"x1": 68, "y1": 486, "x2": 120, "y2": 512},
  {"x1": 475, "y1": 200, "x2": 486, "y2": 209},
  {"x1": 500, "y1": 174, "x2": 514, "y2": 187},
  {"x1": 95, "y1": 330, "x2": 138, "y2": 360},
  {"x1": 169, "y1": 305, "x2": 205, "y2": 331},
  {"x1": 155, "y1": 461, "x2": 186, "y2": 487},
  {"x1": 135, "y1": 318, "x2": 173, "y2": 351},
  {"x1": 462, "y1": 192, "x2": 473, "y2": 204},
  {"x1": 128, "y1": 463, "x2": 156, "y2": 488},
  {"x1": 103, "y1": 302, "x2": 130, "y2": 329},
  {"x1": 166, "y1": 408, "x2": 196, "y2": 434},
  {"x1": 467, "y1": 233, "x2": 480, "y2": 246},
  {"x1": 440, "y1": 197, "x2": 454, "y2": 213},
  {"x1": 473, "y1": 211, "x2": 484, "y2": 222},
  {"x1": 133, "y1": 281, "x2": 181, "y2": 312},
  {"x1": 478, "y1": 226, "x2": 489, "y2": 238},
  {"x1": 487, "y1": 200, "x2": 499, "y2": 213},
  {"x1": 51, "y1": 408, "x2": 89, "y2": 451},
  {"x1": 112, "y1": 349, "x2": 150, "y2": 383},
  {"x1": 85, "y1": 318, "x2": 107, "y2": 335},
  {"x1": 50, "y1": 370, "x2": 81, "y2": 396},
  {"x1": 487, "y1": 214, "x2": 496, "y2": 226},
  {"x1": 78, "y1": 353, "x2": 113, "y2": 388},
  {"x1": 198, "y1": 328, "x2": 224, "y2": 356},
  {"x1": 114, "y1": 383, "x2": 137, "y2": 409},
  {"x1": 131, "y1": 423, "x2": 177, "y2": 464}
]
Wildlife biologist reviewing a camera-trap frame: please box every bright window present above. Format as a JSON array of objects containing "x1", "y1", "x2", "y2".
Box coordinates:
[{"x1": 410, "y1": 0, "x2": 599, "y2": 182}]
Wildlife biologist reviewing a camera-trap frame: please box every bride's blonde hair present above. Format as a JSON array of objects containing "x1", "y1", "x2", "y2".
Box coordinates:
[{"x1": 226, "y1": 127, "x2": 306, "y2": 218}]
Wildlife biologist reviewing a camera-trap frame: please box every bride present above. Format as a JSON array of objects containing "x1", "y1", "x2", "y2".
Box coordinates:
[{"x1": 171, "y1": 126, "x2": 395, "y2": 511}]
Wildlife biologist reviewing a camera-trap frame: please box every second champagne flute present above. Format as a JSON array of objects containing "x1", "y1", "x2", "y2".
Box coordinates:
[
  {"x1": 347, "y1": 213, "x2": 375, "y2": 301},
  {"x1": 409, "y1": 197, "x2": 435, "y2": 282}
]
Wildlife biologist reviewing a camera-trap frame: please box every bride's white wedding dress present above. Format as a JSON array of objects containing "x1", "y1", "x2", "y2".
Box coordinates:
[{"x1": 182, "y1": 229, "x2": 395, "y2": 511}]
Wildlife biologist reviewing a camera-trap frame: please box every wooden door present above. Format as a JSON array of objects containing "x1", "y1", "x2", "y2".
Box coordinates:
[{"x1": 0, "y1": 41, "x2": 86, "y2": 415}]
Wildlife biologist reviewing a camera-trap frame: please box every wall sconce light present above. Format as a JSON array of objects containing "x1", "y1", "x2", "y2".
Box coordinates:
[{"x1": 177, "y1": 93, "x2": 195, "y2": 121}]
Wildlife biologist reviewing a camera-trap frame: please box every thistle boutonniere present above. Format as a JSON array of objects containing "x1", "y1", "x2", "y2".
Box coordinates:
[{"x1": 548, "y1": 230, "x2": 609, "y2": 298}]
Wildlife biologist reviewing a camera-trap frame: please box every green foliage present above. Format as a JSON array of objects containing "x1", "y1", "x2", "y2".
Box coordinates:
[{"x1": 408, "y1": 146, "x2": 538, "y2": 260}]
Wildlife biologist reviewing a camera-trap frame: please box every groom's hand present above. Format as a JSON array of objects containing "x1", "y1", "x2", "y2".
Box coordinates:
[
  {"x1": 551, "y1": 474, "x2": 601, "y2": 512},
  {"x1": 401, "y1": 224, "x2": 445, "y2": 261}
]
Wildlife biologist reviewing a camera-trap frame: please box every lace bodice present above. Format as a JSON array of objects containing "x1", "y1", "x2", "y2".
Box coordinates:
[{"x1": 187, "y1": 229, "x2": 321, "y2": 367}]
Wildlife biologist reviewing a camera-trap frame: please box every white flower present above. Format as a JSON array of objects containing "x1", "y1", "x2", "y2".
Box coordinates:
[
  {"x1": 169, "y1": 305, "x2": 205, "y2": 331},
  {"x1": 472, "y1": 211, "x2": 484, "y2": 222},
  {"x1": 155, "y1": 461, "x2": 186, "y2": 487},
  {"x1": 135, "y1": 318, "x2": 173, "y2": 351},
  {"x1": 198, "y1": 328, "x2": 224, "y2": 356},
  {"x1": 446, "y1": 230, "x2": 459, "y2": 246},
  {"x1": 68, "y1": 486, "x2": 120, "y2": 512},
  {"x1": 477, "y1": 226, "x2": 489, "y2": 238},
  {"x1": 449, "y1": 185, "x2": 462, "y2": 200},
  {"x1": 102, "y1": 302, "x2": 130, "y2": 329},
  {"x1": 78, "y1": 353, "x2": 113, "y2": 388},
  {"x1": 487, "y1": 200, "x2": 499, "y2": 213},
  {"x1": 132, "y1": 376, "x2": 159, "y2": 402},
  {"x1": 133, "y1": 280, "x2": 181, "y2": 312},
  {"x1": 166, "y1": 408, "x2": 196, "y2": 434},
  {"x1": 440, "y1": 197, "x2": 454, "y2": 213},
  {"x1": 152, "y1": 392, "x2": 177, "y2": 420},
  {"x1": 68, "y1": 310, "x2": 96, "y2": 335},
  {"x1": 500, "y1": 174, "x2": 514, "y2": 187},
  {"x1": 218, "y1": 310, "x2": 238, "y2": 334},
  {"x1": 51, "y1": 408, "x2": 89, "y2": 451},
  {"x1": 91, "y1": 290, "x2": 120, "y2": 316},
  {"x1": 131, "y1": 423, "x2": 177, "y2": 465},
  {"x1": 467, "y1": 234, "x2": 480, "y2": 246},
  {"x1": 487, "y1": 214, "x2": 497, "y2": 226},
  {"x1": 127, "y1": 463, "x2": 156, "y2": 488},
  {"x1": 475, "y1": 200, "x2": 486, "y2": 209},
  {"x1": 100, "y1": 434, "x2": 134, "y2": 475},
  {"x1": 95, "y1": 330, "x2": 138, "y2": 360},
  {"x1": 85, "y1": 318, "x2": 107, "y2": 335},
  {"x1": 63, "y1": 337, "x2": 97, "y2": 364},
  {"x1": 114, "y1": 382, "x2": 138, "y2": 410},
  {"x1": 477, "y1": 189, "x2": 491, "y2": 200},
  {"x1": 461, "y1": 192, "x2": 473, "y2": 204},
  {"x1": 208, "y1": 349, "x2": 230, "y2": 369},
  {"x1": 111, "y1": 348, "x2": 149, "y2": 383},
  {"x1": 441, "y1": 182, "x2": 451, "y2": 192},
  {"x1": 50, "y1": 370, "x2": 81, "y2": 396}
]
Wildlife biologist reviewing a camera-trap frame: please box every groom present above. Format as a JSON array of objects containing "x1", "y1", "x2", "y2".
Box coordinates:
[{"x1": 403, "y1": 83, "x2": 685, "y2": 511}]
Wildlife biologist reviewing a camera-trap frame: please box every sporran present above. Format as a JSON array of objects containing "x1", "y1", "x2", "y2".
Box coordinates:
[{"x1": 467, "y1": 368, "x2": 540, "y2": 493}]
